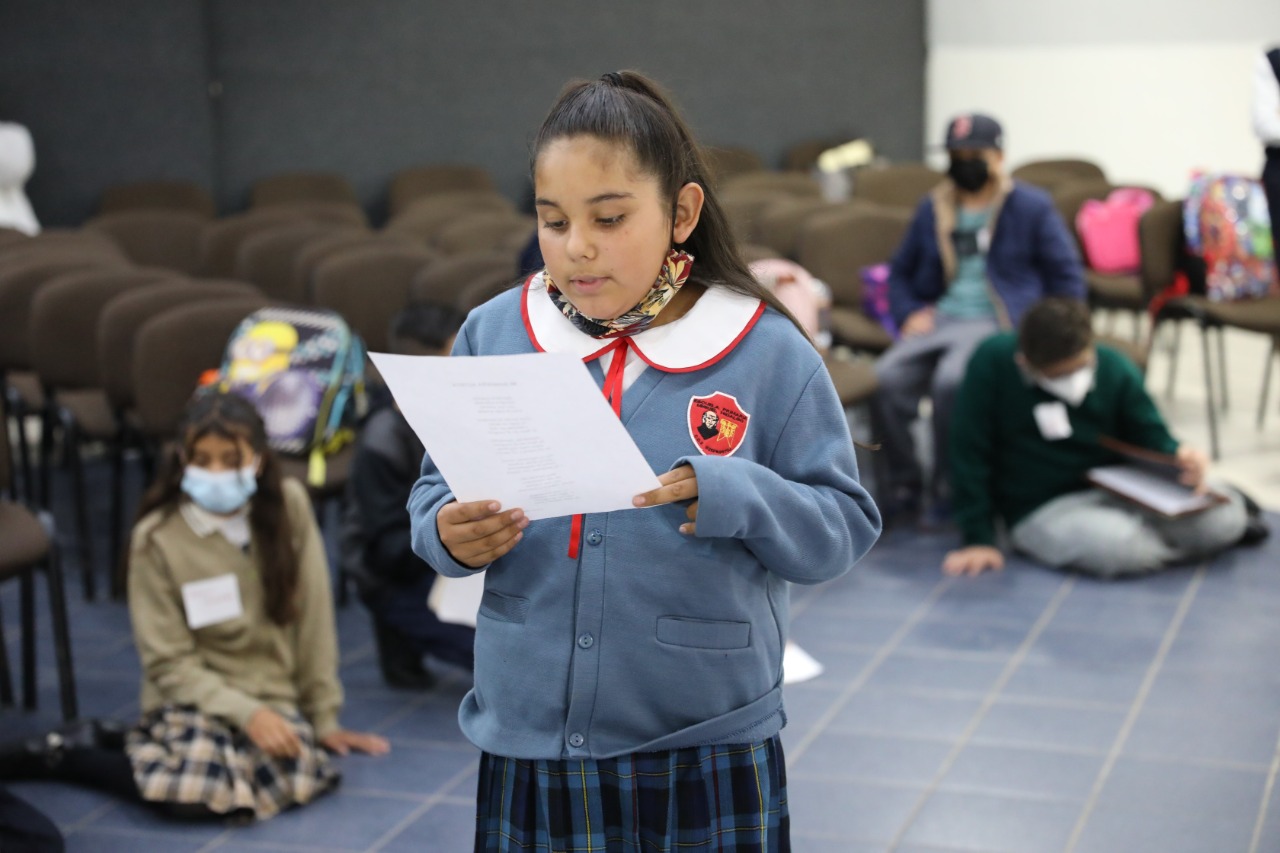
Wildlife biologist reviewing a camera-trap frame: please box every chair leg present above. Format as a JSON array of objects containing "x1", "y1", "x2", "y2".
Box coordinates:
[
  {"x1": 9, "y1": 397, "x2": 35, "y2": 504},
  {"x1": 42, "y1": 546, "x2": 78, "y2": 722},
  {"x1": 0, "y1": 600, "x2": 13, "y2": 707},
  {"x1": 1165, "y1": 320, "x2": 1183, "y2": 400},
  {"x1": 1259, "y1": 337, "x2": 1277, "y2": 430},
  {"x1": 109, "y1": 427, "x2": 127, "y2": 600},
  {"x1": 1216, "y1": 326, "x2": 1229, "y2": 411},
  {"x1": 63, "y1": 416, "x2": 95, "y2": 601},
  {"x1": 20, "y1": 569, "x2": 35, "y2": 710},
  {"x1": 1200, "y1": 324, "x2": 1221, "y2": 461},
  {"x1": 38, "y1": 402, "x2": 56, "y2": 510}
]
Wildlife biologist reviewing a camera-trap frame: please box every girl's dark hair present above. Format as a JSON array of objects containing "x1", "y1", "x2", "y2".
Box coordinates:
[
  {"x1": 1018, "y1": 297, "x2": 1095, "y2": 369},
  {"x1": 131, "y1": 391, "x2": 299, "y2": 625},
  {"x1": 530, "y1": 70, "x2": 806, "y2": 337}
]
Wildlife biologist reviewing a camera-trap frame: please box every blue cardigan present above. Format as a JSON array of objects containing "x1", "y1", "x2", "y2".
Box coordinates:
[
  {"x1": 408, "y1": 282, "x2": 882, "y2": 760},
  {"x1": 888, "y1": 180, "x2": 1086, "y2": 328}
]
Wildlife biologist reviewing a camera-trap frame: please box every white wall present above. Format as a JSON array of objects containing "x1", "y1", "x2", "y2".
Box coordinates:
[{"x1": 926, "y1": 1, "x2": 1280, "y2": 196}]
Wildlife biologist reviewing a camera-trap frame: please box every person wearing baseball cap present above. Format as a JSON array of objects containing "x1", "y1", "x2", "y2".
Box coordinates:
[{"x1": 872, "y1": 111, "x2": 1085, "y2": 528}]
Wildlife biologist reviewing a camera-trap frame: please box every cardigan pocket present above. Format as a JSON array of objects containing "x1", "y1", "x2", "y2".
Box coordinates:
[
  {"x1": 656, "y1": 616, "x2": 751, "y2": 650},
  {"x1": 478, "y1": 589, "x2": 529, "y2": 624}
]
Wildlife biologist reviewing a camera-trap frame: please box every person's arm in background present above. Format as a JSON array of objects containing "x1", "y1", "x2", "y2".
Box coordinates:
[
  {"x1": 1107, "y1": 348, "x2": 1208, "y2": 489},
  {"x1": 1032, "y1": 195, "x2": 1087, "y2": 300},
  {"x1": 1252, "y1": 50, "x2": 1280, "y2": 146},
  {"x1": 888, "y1": 200, "x2": 936, "y2": 336},
  {"x1": 353, "y1": 415, "x2": 425, "y2": 581},
  {"x1": 943, "y1": 340, "x2": 1006, "y2": 576}
]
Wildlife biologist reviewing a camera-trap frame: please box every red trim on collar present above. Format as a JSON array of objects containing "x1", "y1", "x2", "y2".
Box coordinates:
[{"x1": 629, "y1": 300, "x2": 766, "y2": 373}]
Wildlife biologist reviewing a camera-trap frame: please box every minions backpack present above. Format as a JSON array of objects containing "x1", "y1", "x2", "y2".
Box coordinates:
[{"x1": 213, "y1": 306, "x2": 367, "y2": 486}]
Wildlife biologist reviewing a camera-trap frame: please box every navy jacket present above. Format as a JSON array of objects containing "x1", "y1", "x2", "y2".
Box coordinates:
[
  {"x1": 409, "y1": 276, "x2": 882, "y2": 760},
  {"x1": 888, "y1": 179, "x2": 1085, "y2": 328}
]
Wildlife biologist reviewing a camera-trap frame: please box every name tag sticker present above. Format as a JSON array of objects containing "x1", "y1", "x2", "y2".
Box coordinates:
[
  {"x1": 181, "y1": 574, "x2": 244, "y2": 630},
  {"x1": 1033, "y1": 401, "x2": 1073, "y2": 441}
]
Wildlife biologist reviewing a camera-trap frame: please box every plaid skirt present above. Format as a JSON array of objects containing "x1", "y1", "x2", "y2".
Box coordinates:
[
  {"x1": 475, "y1": 737, "x2": 789, "y2": 853},
  {"x1": 125, "y1": 705, "x2": 340, "y2": 820}
]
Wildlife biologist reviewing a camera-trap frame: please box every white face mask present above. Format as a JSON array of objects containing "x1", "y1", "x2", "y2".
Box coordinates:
[{"x1": 1035, "y1": 365, "x2": 1095, "y2": 407}]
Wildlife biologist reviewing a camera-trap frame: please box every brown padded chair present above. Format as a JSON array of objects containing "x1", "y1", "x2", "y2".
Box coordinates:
[
  {"x1": 720, "y1": 172, "x2": 823, "y2": 199},
  {"x1": 457, "y1": 268, "x2": 525, "y2": 313},
  {"x1": 754, "y1": 197, "x2": 843, "y2": 259},
  {"x1": 389, "y1": 164, "x2": 497, "y2": 217},
  {"x1": 434, "y1": 211, "x2": 535, "y2": 256},
  {"x1": 290, "y1": 231, "x2": 421, "y2": 304},
  {"x1": 196, "y1": 209, "x2": 319, "y2": 278},
  {"x1": 130, "y1": 298, "x2": 272, "y2": 443},
  {"x1": 233, "y1": 220, "x2": 364, "y2": 303},
  {"x1": 0, "y1": 230, "x2": 125, "y2": 273},
  {"x1": 250, "y1": 171, "x2": 361, "y2": 209},
  {"x1": 0, "y1": 253, "x2": 133, "y2": 502},
  {"x1": 823, "y1": 354, "x2": 878, "y2": 409},
  {"x1": 851, "y1": 164, "x2": 945, "y2": 211},
  {"x1": 385, "y1": 191, "x2": 516, "y2": 245},
  {"x1": 0, "y1": 227, "x2": 30, "y2": 246},
  {"x1": 797, "y1": 205, "x2": 912, "y2": 354},
  {"x1": 0, "y1": 398, "x2": 76, "y2": 722},
  {"x1": 739, "y1": 244, "x2": 781, "y2": 265},
  {"x1": 703, "y1": 146, "x2": 765, "y2": 185},
  {"x1": 783, "y1": 137, "x2": 857, "y2": 172},
  {"x1": 99, "y1": 180, "x2": 217, "y2": 218},
  {"x1": 1011, "y1": 158, "x2": 1107, "y2": 192},
  {"x1": 30, "y1": 268, "x2": 181, "y2": 598},
  {"x1": 410, "y1": 251, "x2": 520, "y2": 308},
  {"x1": 719, "y1": 188, "x2": 793, "y2": 247},
  {"x1": 86, "y1": 210, "x2": 207, "y2": 274},
  {"x1": 310, "y1": 244, "x2": 437, "y2": 352}
]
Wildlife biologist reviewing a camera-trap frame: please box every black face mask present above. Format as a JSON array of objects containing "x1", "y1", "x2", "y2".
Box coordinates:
[{"x1": 948, "y1": 157, "x2": 991, "y2": 193}]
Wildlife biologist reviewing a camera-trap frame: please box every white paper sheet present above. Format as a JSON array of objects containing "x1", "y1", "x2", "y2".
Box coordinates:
[
  {"x1": 427, "y1": 572, "x2": 485, "y2": 626},
  {"x1": 370, "y1": 351, "x2": 662, "y2": 520}
]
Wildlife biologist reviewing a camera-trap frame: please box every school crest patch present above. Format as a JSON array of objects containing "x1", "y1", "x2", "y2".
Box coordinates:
[{"x1": 687, "y1": 392, "x2": 750, "y2": 457}]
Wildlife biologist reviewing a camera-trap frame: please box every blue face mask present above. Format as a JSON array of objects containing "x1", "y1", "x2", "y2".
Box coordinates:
[{"x1": 181, "y1": 462, "x2": 259, "y2": 515}]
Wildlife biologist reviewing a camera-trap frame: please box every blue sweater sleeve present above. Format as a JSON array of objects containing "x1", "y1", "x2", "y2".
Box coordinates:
[
  {"x1": 1032, "y1": 196, "x2": 1086, "y2": 299},
  {"x1": 675, "y1": 362, "x2": 882, "y2": 585},
  {"x1": 407, "y1": 322, "x2": 491, "y2": 578},
  {"x1": 888, "y1": 200, "x2": 934, "y2": 326}
]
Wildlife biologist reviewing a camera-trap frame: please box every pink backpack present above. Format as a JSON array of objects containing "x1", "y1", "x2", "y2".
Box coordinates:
[{"x1": 1075, "y1": 188, "x2": 1156, "y2": 274}]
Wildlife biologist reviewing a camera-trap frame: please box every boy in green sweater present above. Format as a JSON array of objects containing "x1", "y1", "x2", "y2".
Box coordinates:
[{"x1": 944, "y1": 298, "x2": 1253, "y2": 577}]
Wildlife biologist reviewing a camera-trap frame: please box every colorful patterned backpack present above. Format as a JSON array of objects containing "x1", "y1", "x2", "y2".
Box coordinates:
[
  {"x1": 213, "y1": 306, "x2": 367, "y2": 485},
  {"x1": 1182, "y1": 173, "x2": 1276, "y2": 301}
]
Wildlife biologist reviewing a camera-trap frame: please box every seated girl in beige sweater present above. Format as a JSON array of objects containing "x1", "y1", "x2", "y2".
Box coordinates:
[{"x1": 1, "y1": 392, "x2": 388, "y2": 822}]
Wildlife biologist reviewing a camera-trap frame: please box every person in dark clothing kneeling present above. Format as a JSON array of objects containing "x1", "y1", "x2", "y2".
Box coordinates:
[{"x1": 345, "y1": 302, "x2": 476, "y2": 689}]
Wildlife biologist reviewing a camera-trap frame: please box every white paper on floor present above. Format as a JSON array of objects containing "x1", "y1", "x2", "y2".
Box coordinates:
[{"x1": 782, "y1": 641, "x2": 824, "y2": 684}]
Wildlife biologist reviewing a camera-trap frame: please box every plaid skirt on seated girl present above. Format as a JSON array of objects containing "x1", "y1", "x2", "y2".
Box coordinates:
[
  {"x1": 476, "y1": 736, "x2": 789, "y2": 852},
  {"x1": 125, "y1": 705, "x2": 340, "y2": 820}
]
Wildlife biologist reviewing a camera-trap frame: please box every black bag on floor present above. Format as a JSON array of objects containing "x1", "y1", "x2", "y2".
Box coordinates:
[{"x1": 0, "y1": 787, "x2": 63, "y2": 853}]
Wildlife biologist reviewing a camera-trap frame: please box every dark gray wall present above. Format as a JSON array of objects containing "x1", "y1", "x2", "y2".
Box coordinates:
[
  {"x1": 0, "y1": 0, "x2": 216, "y2": 226},
  {"x1": 1, "y1": 0, "x2": 925, "y2": 226}
]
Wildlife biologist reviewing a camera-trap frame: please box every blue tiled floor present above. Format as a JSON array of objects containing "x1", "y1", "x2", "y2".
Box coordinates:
[{"x1": 3, "y1": 457, "x2": 1279, "y2": 851}]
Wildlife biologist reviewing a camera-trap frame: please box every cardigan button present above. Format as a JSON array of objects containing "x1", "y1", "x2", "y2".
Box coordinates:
[
  {"x1": 587, "y1": 529, "x2": 603, "y2": 546},
  {"x1": 568, "y1": 732, "x2": 585, "y2": 748}
]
